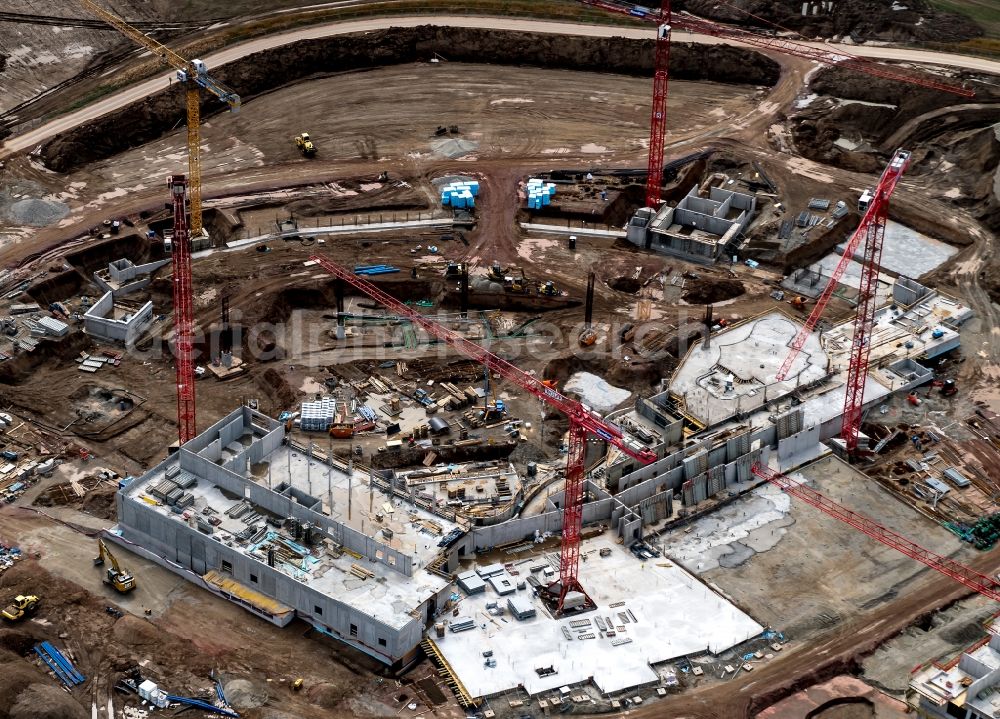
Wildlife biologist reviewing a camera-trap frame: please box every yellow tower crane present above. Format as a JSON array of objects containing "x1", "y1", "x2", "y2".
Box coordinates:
[{"x1": 77, "y1": 0, "x2": 241, "y2": 236}]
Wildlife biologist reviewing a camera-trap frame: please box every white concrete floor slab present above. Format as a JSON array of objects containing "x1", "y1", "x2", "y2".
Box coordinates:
[
  {"x1": 434, "y1": 535, "x2": 762, "y2": 698},
  {"x1": 669, "y1": 312, "x2": 827, "y2": 426},
  {"x1": 839, "y1": 221, "x2": 957, "y2": 279}
]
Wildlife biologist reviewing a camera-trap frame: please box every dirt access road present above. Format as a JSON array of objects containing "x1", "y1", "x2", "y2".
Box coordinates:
[{"x1": 3, "y1": 14, "x2": 999, "y2": 159}]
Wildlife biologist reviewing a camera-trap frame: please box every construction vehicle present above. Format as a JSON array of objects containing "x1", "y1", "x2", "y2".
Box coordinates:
[
  {"x1": 941, "y1": 379, "x2": 958, "y2": 397},
  {"x1": 94, "y1": 539, "x2": 136, "y2": 594},
  {"x1": 1, "y1": 594, "x2": 39, "y2": 622},
  {"x1": 579, "y1": 328, "x2": 597, "y2": 347},
  {"x1": 539, "y1": 280, "x2": 559, "y2": 297},
  {"x1": 487, "y1": 261, "x2": 506, "y2": 283},
  {"x1": 789, "y1": 296, "x2": 809, "y2": 311},
  {"x1": 295, "y1": 133, "x2": 317, "y2": 157},
  {"x1": 482, "y1": 367, "x2": 506, "y2": 420}
]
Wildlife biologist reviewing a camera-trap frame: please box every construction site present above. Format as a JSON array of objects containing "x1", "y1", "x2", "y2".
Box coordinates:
[{"x1": 0, "y1": 1, "x2": 998, "y2": 718}]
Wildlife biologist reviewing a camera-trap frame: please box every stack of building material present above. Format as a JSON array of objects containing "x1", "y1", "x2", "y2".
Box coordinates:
[
  {"x1": 33, "y1": 642, "x2": 85, "y2": 687},
  {"x1": 354, "y1": 265, "x2": 400, "y2": 275},
  {"x1": 488, "y1": 573, "x2": 517, "y2": 596},
  {"x1": 457, "y1": 570, "x2": 487, "y2": 595},
  {"x1": 525, "y1": 178, "x2": 556, "y2": 209},
  {"x1": 350, "y1": 563, "x2": 375, "y2": 580},
  {"x1": 507, "y1": 595, "x2": 536, "y2": 620},
  {"x1": 300, "y1": 397, "x2": 336, "y2": 431},
  {"x1": 149, "y1": 478, "x2": 179, "y2": 501},
  {"x1": 441, "y1": 180, "x2": 478, "y2": 208},
  {"x1": 476, "y1": 563, "x2": 505, "y2": 578},
  {"x1": 449, "y1": 616, "x2": 475, "y2": 633}
]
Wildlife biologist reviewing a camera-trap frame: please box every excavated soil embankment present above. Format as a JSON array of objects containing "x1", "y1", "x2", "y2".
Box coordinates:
[
  {"x1": 682, "y1": 0, "x2": 981, "y2": 43},
  {"x1": 791, "y1": 65, "x2": 1000, "y2": 234},
  {"x1": 40, "y1": 26, "x2": 779, "y2": 173}
]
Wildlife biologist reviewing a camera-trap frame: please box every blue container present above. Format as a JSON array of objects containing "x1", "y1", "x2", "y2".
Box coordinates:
[
  {"x1": 541, "y1": 192, "x2": 551, "y2": 206},
  {"x1": 466, "y1": 181, "x2": 480, "y2": 196}
]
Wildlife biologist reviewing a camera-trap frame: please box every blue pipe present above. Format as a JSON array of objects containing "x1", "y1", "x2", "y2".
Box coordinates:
[
  {"x1": 165, "y1": 695, "x2": 239, "y2": 718},
  {"x1": 42, "y1": 642, "x2": 85, "y2": 684},
  {"x1": 34, "y1": 645, "x2": 74, "y2": 686}
]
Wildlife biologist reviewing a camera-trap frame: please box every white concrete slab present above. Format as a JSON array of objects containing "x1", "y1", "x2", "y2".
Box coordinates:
[
  {"x1": 669, "y1": 312, "x2": 827, "y2": 426},
  {"x1": 434, "y1": 535, "x2": 762, "y2": 698},
  {"x1": 564, "y1": 372, "x2": 631, "y2": 414},
  {"x1": 838, "y1": 221, "x2": 958, "y2": 279}
]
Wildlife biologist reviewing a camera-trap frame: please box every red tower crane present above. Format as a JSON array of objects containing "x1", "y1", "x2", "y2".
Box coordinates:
[
  {"x1": 169, "y1": 175, "x2": 197, "y2": 444},
  {"x1": 575, "y1": 0, "x2": 971, "y2": 207},
  {"x1": 775, "y1": 149, "x2": 910, "y2": 453},
  {"x1": 751, "y1": 464, "x2": 1000, "y2": 601},
  {"x1": 309, "y1": 254, "x2": 657, "y2": 612}
]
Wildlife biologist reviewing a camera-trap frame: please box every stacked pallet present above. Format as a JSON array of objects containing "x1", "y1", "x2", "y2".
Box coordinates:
[
  {"x1": 350, "y1": 563, "x2": 375, "y2": 580},
  {"x1": 449, "y1": 616, "x2": 475, "y2": 633}
]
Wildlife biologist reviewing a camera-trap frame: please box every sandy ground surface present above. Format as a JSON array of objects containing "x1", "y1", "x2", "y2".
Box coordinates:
[{"x1": 4, "y1": 12, "x2": 1000, "y2": 157}]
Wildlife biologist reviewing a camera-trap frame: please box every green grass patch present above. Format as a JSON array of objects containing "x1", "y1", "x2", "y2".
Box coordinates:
[
  {"x1": 926, "y1": 0, "x2": 1000, "y2": 39},
  {"x1": 61, "y1": 84, "x2": 122, "y2": 113}
]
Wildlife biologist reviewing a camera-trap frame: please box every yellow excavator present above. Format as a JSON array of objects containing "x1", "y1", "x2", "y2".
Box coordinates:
[
  {"x1": 94, "y1": 539, "x2": 136, "y2": 594},
  {"x1": 2, "y1": 594, "x2": 39, "y2": 622}
]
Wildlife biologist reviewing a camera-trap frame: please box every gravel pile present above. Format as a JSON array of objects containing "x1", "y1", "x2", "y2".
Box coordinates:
[
  {"x1": 430, "y1": 138, "x2": 479, "y2": 160},
  {"x1": 8, "y1": 198, "x2": 69, "y2": 227}
]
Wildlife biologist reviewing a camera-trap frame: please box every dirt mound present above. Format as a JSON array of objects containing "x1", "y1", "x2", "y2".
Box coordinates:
[
  {"x1": 111, "y1": 615, "x2": 158, "y2": 646},
  {"x1": 0, "y1": 662, "x2": 48, "y2": 719},
  {"x1": 40, "y1": 27, "x2": 778, "y2": 173},
  {"x1": 0, "y1": 629, "x2": 40, "y2": 656},
  {"x1": 223, "y1": 678, "x2": 267, "y2": 710},
  {"x1": 9, "y1": 684, "x2": 87, "y2": 719},
  {"x1": 683, "y1": 278, "x2": 745, "y2": 304},
  {"x1": 7, "y1": 199, "x2": 69, "y2": 228},
  {"x1": 608, "y1": 276, "x2": 642, "y2": 294},
  {"x1": 80, "y1": 484, "x2": 118, "y2": 520},
  {"x1": 792, "y1": 66, "x2": 1000, "y2": 233},
  {"x1": 307, "y1": 680, "x2": 353, "y2": 709}
]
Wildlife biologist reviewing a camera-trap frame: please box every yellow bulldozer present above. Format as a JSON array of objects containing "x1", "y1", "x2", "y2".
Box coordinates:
[
  {"x1": 1, "y1": 594, "x2": 39, "y2": 622},
  {"x1": 94, "y1": 539, "x2": 136, "y2": 594},
  {"x1": 294, "y1": 132, "x2": 316, "y2": 157}
]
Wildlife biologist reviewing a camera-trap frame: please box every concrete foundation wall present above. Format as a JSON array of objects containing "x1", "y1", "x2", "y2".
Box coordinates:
[
  {"x1": 116, "y1": 497, "x2": 420, "y2": 663},
  {"x1": 82, "y1": 291, "x2": 154, "y2": 344},
  {"x1": 647, "y1": 232, "x2": 718, "y2": 264}
]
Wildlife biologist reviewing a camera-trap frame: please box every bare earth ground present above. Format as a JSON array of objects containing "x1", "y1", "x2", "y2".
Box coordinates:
[{"x1": 0, "y1": 26, "x2": 994, "y2": 719}]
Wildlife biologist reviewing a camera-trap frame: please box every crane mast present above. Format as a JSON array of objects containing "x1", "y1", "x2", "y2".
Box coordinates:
[
  {"x1": 77, "y1": 0, "x2": 240, "y2": 236},
  {"x1": 169, "y1": 175, "x2": 197, "y2": 444},
  {"x1": 309, "y1": 255, "x2": 656, "y2": 612},
  {"x1": 775, "y1": 150, "x2": 910, "y2": 454},
  {"x1": 840, "y1": 150, "x2": 911, "y2": 453},
  {"x1": 575, "y1": 0, "x2": 970, "y2": 207}
]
